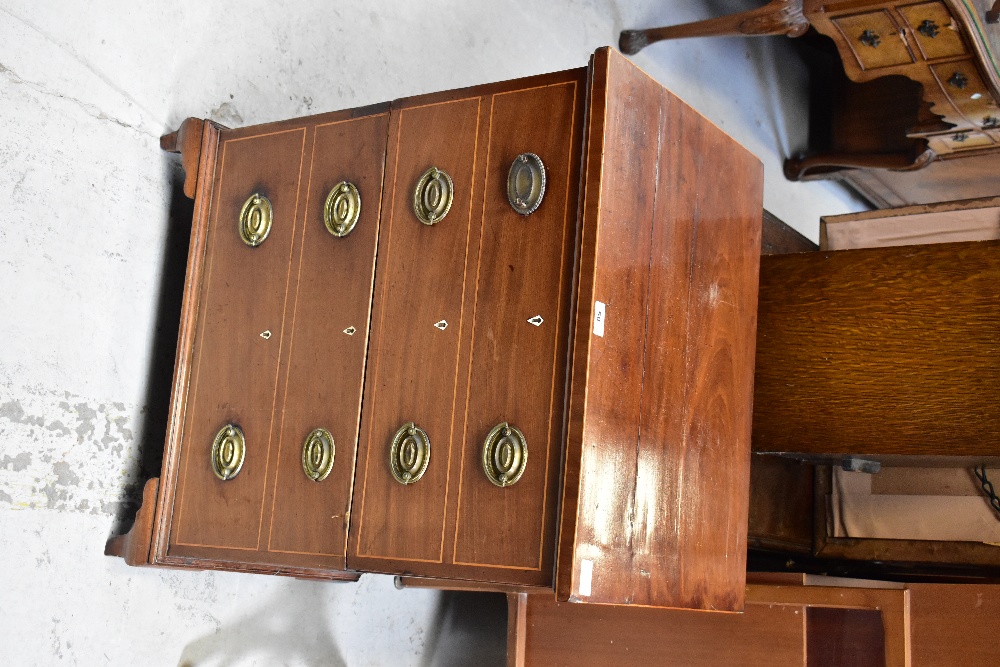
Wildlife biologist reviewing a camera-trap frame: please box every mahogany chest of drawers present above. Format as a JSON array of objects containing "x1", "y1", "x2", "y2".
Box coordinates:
[{"x1": 109, "y1": 47, "x2": 763, "y2": 612}]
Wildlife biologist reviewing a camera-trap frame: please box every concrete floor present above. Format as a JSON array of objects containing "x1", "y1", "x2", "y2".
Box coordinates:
[{"x1": 0, "y1": 0, "x2": 866, "y2": 664}]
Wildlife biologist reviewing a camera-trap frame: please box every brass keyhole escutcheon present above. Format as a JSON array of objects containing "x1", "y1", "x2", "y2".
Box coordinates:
[
  {"x1": 390, "y1": 422, "x2": 431, "y2": 485},
  {"x1": 482, "y1": 422, "x2": 527, "y2": 488},
  {"x1": 301, "y1": 428, "x2": 335, "y2": 482},
  {"x1": 211, "y1": 424, "x2": 246, "y2": 481},
  {"x1": 413, "y1": 167, "x2": 454, "y2": 225},
  {"x1": 507, "y1": 153, "x2": 546, "y2": 215},
  {"x1": 324, "y1": 181, "x2": 361, "y2": 237},
  {"x1": 239, "y1": 193, "x2": 273, "y2": 247}
]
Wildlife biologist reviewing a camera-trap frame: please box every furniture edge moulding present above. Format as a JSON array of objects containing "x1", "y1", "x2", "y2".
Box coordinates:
[{"x1": 106, "y1": 118, "x2": 222, "y2": 570}]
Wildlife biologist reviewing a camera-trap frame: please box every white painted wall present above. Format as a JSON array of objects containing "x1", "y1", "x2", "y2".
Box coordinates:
[{"x1": 0, "y1": 0, "x2": 865, "y2": 664}]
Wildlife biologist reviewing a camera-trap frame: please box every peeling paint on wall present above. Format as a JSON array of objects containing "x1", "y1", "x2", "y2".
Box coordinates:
[{"x1": 0, "y1": 382, "x2": 144, "y2": 515}]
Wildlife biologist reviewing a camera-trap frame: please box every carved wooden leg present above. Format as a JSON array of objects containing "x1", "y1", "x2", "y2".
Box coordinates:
[
  {"x1": 105, "y1": 477, "x2": 159, "y2": 567},
  {"x1": 620, "y1": 0, "x2": 809, "y2": 55},
  {"x1": 160, "y1": 117, "x2": 206, "y2": 199},
  {"x1": 987, "y1": 0, "x2": 1000, "y2": 23},
  {"x1": 783, "y1": 146, "x2": 936, "y2": 181}
]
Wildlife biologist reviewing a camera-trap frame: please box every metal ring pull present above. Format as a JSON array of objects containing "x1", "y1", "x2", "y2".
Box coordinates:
[
  {"x1": 507, "y1": 153, "x2": 546, "y2": 215},
  {"x1": 301, "y1": 428, "x2": 335, "y2": 482},
  {"x1": 239, "y1": 193, "x2": 273, "y2": 247},
  {"x1": 482, "y1": 422, "x2": 527, "y2": 487},
  {"x1": 413, "y1": 167, "x2": 454, "y2": 225},
  {"x1": 323, "y1": 181, "x2": 361, "y2": 237},
  {"x1": 211, "y1": 424, "x2": 246, "y2": 481},
  {"x1": 390, "y1": 422, "x2": 431, "y2": 485}
]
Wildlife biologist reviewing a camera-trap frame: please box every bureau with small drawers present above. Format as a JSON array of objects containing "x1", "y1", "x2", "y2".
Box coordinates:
[{"x1": 108, "y1": 47, "x2": 763, "y2": 612}]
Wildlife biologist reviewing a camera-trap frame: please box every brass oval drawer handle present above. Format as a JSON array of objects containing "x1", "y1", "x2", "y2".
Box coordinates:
[
  {"x1": 507, "y1": 153, "x2": 546, "y2": 215},
  {"x1": 212, "y1": 424, "x2": 246, "y2": 481},
  {"x1": 413, "y1": 167, "x2": 454, "y2": 225},
  {"x1": 302, "y1": 428, "x2": 336, "y2": 482},
  {"x1": 239, "y1": 193, "x2": 273, "y2": 247},
  {"x1": 482, "y1": 422, "x2": 527, "y2": 488},
  {"x1": 324, "y1": 181, "x2": 361, "y2": 237},
  {"x1": 390, "y1": 422, "x2": 430, "y2": 485}
]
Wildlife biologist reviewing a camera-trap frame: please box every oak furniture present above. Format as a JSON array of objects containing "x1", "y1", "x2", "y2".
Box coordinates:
[
  {"x1": 750, "y1": 200, "x2": 1000, "y2": 578},
  {"x1": 622, "y1": 0, "x2": 1000, "y2": 206},
  {"x1": 108, "y1": 47, "x2": 764, "y2": 612},
  {"x1": 504, "y1": 575, "x2": 1000, "y2": 667},
  {"x1": 752, "y1": 238, "x2": 1000, "y2": 459}
]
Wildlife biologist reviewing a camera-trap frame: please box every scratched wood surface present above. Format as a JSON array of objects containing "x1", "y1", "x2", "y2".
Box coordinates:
[
  {"x1": 754, "y1": 240, "x2": 1000, "y2": 457},
  {"x1": 557, "y1": 48, "x2": 762, "y2": 610}
]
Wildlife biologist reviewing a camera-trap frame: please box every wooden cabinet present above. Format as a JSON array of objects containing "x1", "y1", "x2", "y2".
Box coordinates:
[
  {"x1": 619, "y1": 1, "x2": 1000, "y2": 207},
  {"x1": 109, "y1": 48, "x2": 763, "y2": 610}
]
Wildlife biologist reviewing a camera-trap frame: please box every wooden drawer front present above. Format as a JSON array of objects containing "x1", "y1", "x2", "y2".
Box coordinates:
[
  {"x1": 927, "y1": 129, "x2": 995, "y2": 152},
  {"x1": 451, "y1": 81, "x2": 580, "y2": 575},
  {"x1": 265, "y1": 114, "x2": 389, "y2": 567},
  {"x1": 931, "y1": 61, "x2": 999, "y2": 127},
  {"x1": 172, "y1": 128, "x2": 307, "y2": 554},
  {"x1": 351, "y1": 97, "x2": 483, "y2": 564},
  {"x1": 898, "y1": 2, "x2": 966, "y2": 60},
  {"x1": 833, "y1": 11, "x2": 913, "y2": 70}
]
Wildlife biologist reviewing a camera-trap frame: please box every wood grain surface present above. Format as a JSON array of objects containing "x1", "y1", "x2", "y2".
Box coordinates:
[
  {"x1": 350, "y1": 95, "x2": 483, "y2": 564},
  {"x1": 748, "y1": 454, "x2": 814, "y2": 553},
  {"x1": 171, "y1": 126, "x2": 308, "y2": 555},
  {"x1": 557, "y1": 47, "x2": 762, "y2": 610},
  {"x1": 450, "y1": 80, "x2": 579, "y2": 572},
  {"x1": 807, "y1": 607, "x2": 886, "y2": 667},
  {"x1": 264, "y1": 113, "x2": 389, "y2": 568},
  {"x1": 909, "y1": 583, "x2": 1000, "y2": 665},
  {"x1": 350, "y1": 69, "x2": 585, "y2": 585},
  {"x1": 507, "y1": 591, "x2": 808, "y2": 667},
  {"x1": 762, "y1": 209, "x2": 819, "y2": 255},
  {"x1": 754, "y1": 240, "x2": 1000, "y2": 457},
  {"x1": 152, "y1": 108, "x2": 388, "y2": 578}
]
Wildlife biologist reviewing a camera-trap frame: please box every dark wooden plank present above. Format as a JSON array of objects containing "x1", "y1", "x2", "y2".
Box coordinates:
[
  {"x1": 558, "y1": 47, "x2": 762, "y2": 610},
  {"x1": 265, "y1": 113, "x2": 389, "y2": 568},
  {"x1": 748, "y1": 454, "x2": 814, "y2": 553},
  {"x1": 754, "y1": 240, "x2": 1000, "y2": 457},
  {"x1": 807, "y1": 607, "x2": 886, "y2": 667},
  {"x1": 762, "y1": 209, "x2": 818, "y2": 255}
]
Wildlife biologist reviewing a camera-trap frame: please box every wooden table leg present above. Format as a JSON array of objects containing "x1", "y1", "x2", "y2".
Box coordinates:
[{"x1": 619, "y1": 0, "x2": 809, "y2": 55}]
